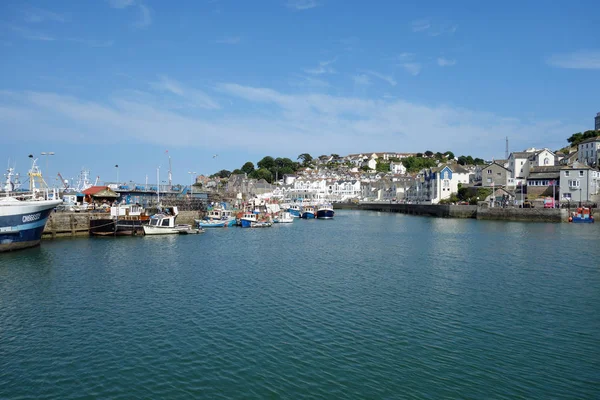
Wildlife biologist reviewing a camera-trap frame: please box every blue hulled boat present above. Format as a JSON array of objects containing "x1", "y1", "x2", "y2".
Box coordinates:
[
  {"x1": 288, "y1": 204, "x2": 302, "y2": 218},
  {"x1": 316, "y1": 203, "x2": 335, "y2": 219},
  {"x1": 300, "y1": 205, "x2": 316, "y2": 219}
]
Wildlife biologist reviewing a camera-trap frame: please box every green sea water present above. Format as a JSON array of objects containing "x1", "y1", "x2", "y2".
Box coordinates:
[{"x1": 1, "y1": 211, "x2": 599, "y2": 399}]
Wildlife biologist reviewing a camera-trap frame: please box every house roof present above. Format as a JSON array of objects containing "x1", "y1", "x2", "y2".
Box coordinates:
[
  {"x1": 82, "y1": 186, "x2": 118, "y2": 197},
  {"x1": 483, "y1": 162, "x2": 510, "y2": 172},
  {"x1": 510, "y1": 151, "x2": 532, "y2": 159},
  {"x1": 579, "y1": 136, "x2": 600, "y2": 145},
  {"x1": 528, "y1": 166, "x2": 562, "y2": 180}
]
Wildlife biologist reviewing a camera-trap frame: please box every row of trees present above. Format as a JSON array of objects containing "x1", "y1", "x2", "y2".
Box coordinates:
[
  {"x1": 210, "y1": 151, "x2": 488, "y2": 181},
  {"x1": 210, "y1": 154, "x2": 317, "y2": 184}
]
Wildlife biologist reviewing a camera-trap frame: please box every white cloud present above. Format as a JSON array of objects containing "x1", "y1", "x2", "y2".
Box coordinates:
[
  {"x1": 304, "y1": 58, "x2": 337, "y2": 74},
  {"x1": 23, "y1": 7, "x2": 67, "y2": 23},
  {"x1": 364, "y1": 70, "x2": 396, "y2": 86},
  {"x1": 215, "y1": 36, "x2": 241, "y2": 44},
  {"x1": 352, "y1": 74, "x2": 370, "y2": 85},
  {"x1": 134, "y1": 4, "x2": 152, "y2": 28},
  {"x1": 437, "y1": 57, "x2": 456, "y2": 67},
  {"x1": 412, "y1": 19, "x2": 430, "y2": 32},
  {"x1": 287, "y1": 0, "x2": 319, "y2": 11},
  {"x1": 6, "y1": 24, "x2": 55, "y2": 41},
  {"x1": 399, "y1": 63, "x2": 421, "y2": 76},
  {"x1": 546, "y1": 50, "x2": 600, "y2": 70},
  {"x1": 152, "y1": 75, "x2": 220, "y2": 109},
  {"x1": 0, "y1": 83, "x2": 581, "y2": 158},
  {"x1": 108, "y1": 0, "x2": 135, "y2": 8}
]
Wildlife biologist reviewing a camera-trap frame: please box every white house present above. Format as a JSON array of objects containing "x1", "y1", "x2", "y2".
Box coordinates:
[
  {"x1": 390, "y1": 161, "x2": 406, "y2": 174},
  {"x1": 577, "y1": 136, "x2": 600, "y2": 166},
  {"x1": 405, "y1": 164, "x2": 469, "y2": 204}
]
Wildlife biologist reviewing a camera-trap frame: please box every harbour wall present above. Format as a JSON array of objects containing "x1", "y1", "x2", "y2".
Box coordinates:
[
  {"x1": 334, "y1": 202, "x2": 477, "y2": 219},
  {"x1": 42, "y1": 211, "x2": 202, "y2": 239},
  {"x1": 334, "y1": 202, "x2": 573, "y2": 222}
]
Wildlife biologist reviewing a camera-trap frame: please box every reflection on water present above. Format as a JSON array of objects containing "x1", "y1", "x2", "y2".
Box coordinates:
[{"x1": 1, "y1": 211, "x2": 599, "y2": 399}]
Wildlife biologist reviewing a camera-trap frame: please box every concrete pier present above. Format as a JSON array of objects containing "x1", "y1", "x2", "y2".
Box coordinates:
[
  {"x1": 42, "y1": 210, "x2": 202, "y2": 239},
  {"x1": 334, "y1": 202, "x2": 575, "y2": 222}
]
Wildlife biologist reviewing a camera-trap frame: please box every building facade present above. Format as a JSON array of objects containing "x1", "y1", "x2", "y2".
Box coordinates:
[
  {"x1": 595, "y1": 111, "x2": 600, "y2": 131},
  {"x1": 577, "y1": 136, "x2": 600, "y2": 166},
  {"x1": 559, "y1": 163, "x2": 598, "y2": 204}
]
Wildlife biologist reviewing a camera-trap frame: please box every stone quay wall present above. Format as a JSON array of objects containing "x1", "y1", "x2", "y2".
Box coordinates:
[
  {"x1": 42, "y1": 210, "x2": 202, "y2": 239},
  {"x1": 333, "y1": 202, "x2": 578, "y2": 222},
  {"x1": 334, "y1": 203, "x2": 477, "y2": 218}
]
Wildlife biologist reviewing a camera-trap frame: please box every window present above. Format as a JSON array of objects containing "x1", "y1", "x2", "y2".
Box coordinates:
[
  {"x1": 564, "y1": 171, "x2": 570, "y2": 177},
  {"x1": 569, "y1": 180, "x2": 580, "y2": 188},
  {"x1": 487, "y1": 169, "x2": 492, "y2": 174},
  {"x1": 487, "y1": 178, "x2": 492, "y2": 183},
  {"x1": 579, "y1": 171, "x2": 584, "y2": 177},
  {"x1": 520, "y1": 161, "x2": 524, "y2": 165},
  {"x1": 544, "y1": 158, "x2": 549, "y2": 165},
  {"x1": 443, "y1": 180, "x2": 450, "y2": 188},
  {"x1": 563, "y1": 193, "x2": 572, "y2": 200}
]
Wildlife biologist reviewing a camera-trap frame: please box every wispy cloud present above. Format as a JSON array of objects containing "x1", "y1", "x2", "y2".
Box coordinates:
[
  {"x1": 134, "y1": 4, "x2": 152, "y2": 28},
  {"x1": 108, "y1": 0, "x2": 152, "y2": 28},
  {"x1": 412, "y1": 19, "x2": 457, "y2": 36},
  {"x1": 152, "y1": 75, "x2": 220, "y2": 109},
  {"x1": 108, "y1": 0, "x2": 135, "y2": 8},
  {"x1": 395, "y1": 53, "x2": 421, "y2": 76},
  {"x1": 546, "y1": 50, "x2": 600, "y2": 70},
  {"x1": 23, "y1": 7, "x2": 67, "y2": 23},
  {"x1": 287, "y1": 0, "x2": 319, "y2": 11},
  {"x1": 400, "y1": 63, "x2": 421, "y2": 76},
  {"x1": 437, "y1": 57, "x2": 456, "y2": 67},
  {"x1": 353, "y1": 74, "x2": 370, "y2": 86},
  {"x1": 1, "y1": 83, "x2": 579, "y2": 158},
  {"x1": 364, "y1": 70, "x2": 397, "y2": 86},
  {"x1": 412, "y1": 19, "x2": 430, "y2": 32},
  {"x1": 66, "y1": 38, "x2": 114, "y2": 47},
  {"x1": 305, "y1": 58, "x2": 337, "y2": 74},
  {"x1": 215, "y1": 36, "x2": 241, "y2": 45},
  {"x1": 6, "y1": 24, "x2": 55, "y2": 41}
]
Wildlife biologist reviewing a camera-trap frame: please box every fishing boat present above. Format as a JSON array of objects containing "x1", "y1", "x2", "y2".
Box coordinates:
[
  {"x1": 316, "y1": 203, "x2": 335, "y2": 219},
  {"x1": 250, "y1": 221, "x2": 273, "y2": 228},
  {"x1": 195, "y1": 218, "x2": 234, "y2": 228},
  {"x1": 300, "y1": 205, "x2": 316, "y2": 219},
  {"x1": 569, "y1": 207, "x2": 594, "y2": 223},
  {"x1": 89, "y1": 203, "x2": 150, "y2": 236},
  {"x1": 274, "y1": 211, "x2": 294, "y2": 223},
  {"x1": 239, "y1": 211, "x2": 258, "y2": 228},
  {"x1": 143, "y1": 207, "x2": 203, "y2": 235},
  {"x1": 0, "y1": 158, "x2": 62, "y2": 252},
  {"x1": 288, "y1": 204, "x2": 302, "y2": 218}
]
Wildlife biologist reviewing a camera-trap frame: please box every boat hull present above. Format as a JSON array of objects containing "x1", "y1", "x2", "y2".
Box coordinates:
[
  {"x1": 288, "y1": 208, "x2": 301, "y2": 218},
  {"x1": 89, "y1": 218, "x2": 148, "y2": 236},
  {"x1": 316, "y1": 209, "x2": 335, "y2": 219},
  {"x1": 300, "y1": 212, "x2": 315, "y2": 219},
  {"x1": 240, "y1": 218, "x2": 255, "y2": 228},
  {"x1": 0, "y1": 200, "x2": 61, "y2": 252}
]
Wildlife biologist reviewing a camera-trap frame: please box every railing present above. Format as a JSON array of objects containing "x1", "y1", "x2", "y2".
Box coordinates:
[{"x1": 0, "y1": 188, "x2": 59, "y2": 201}]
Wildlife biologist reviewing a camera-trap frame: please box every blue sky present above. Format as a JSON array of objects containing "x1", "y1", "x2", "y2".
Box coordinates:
[{"x1": 1, "y1": 0, "x2": 599, "y2": 185}]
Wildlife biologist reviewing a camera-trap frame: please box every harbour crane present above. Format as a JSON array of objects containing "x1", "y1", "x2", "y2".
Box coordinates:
[{"x1": 57, "y1": 172, "x2": 69, "y2": 190}]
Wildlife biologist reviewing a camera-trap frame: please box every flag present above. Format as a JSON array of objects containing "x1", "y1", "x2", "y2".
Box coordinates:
[
  {"x1": 165, "y1": 150, "x2": 169, "y2": 154},
  {"x1": 549, "y1": 180, "x2": 555, "y2": 186}
]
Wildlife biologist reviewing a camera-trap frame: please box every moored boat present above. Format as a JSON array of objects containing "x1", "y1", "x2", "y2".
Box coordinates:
[
  {"x1": 0, "y1": 159, "x2": 62, "y2": 252},
  {"x1": 239, "y1": 211, "x2": 258, "y2": 228},
  {"x1": 569, "y1": 207, "x2": 594, "y2": 223},
  {"x1": 90, "y1": 203, "x2": 150, "y2": 236},
  {"x1": 274, "y1": 211, "x2": 294, "y2": 223},
  {"x1": 316, "y1": 203, "x2": 335, "y2": 219},
  {"x1": 143, "y1": 207, "x2": 203, "y2": 235},
  {"x1": 300, "y1": 205, "x2": 316, "y2": 219},
  {"x1": 288, "y1": 204, "x2": 302, "y2": 218}
]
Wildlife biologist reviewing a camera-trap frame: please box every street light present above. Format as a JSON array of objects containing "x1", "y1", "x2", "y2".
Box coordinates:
[
  {"x1": 115, "y1": 164, "x2": 119, "y2": 185},
  {"x1": 40, "y1": 152, "x2": 54, "y2": 186},
  {"x1": 188, "y1": 171, "x2": 196, "y2": 196}
]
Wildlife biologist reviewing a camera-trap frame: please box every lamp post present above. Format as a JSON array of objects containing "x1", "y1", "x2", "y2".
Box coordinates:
[
  {"x1": 115, "y1": 164, "x2": 119, "y2": 186},
  {"x1": 156, "y1": 166, "x2": 160, "y2": 204},
  {"x1": 40, "y1": 152, "x2": 54, "y2": 186},
  {"x1": 188, "y1": 171, "x2": 196, "y2": 196}
]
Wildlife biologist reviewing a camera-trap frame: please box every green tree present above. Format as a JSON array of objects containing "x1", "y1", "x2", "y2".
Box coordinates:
[
  {"x1": 473, "y1": 158, "x2": 485, "y2": 165},
  {"x1": 241, "y1": 162, "x2": 255, "y2": 175},
  {"x1": 445, "y1": 151, "x2": 455, "y2": 160},
  {"x1": 424, "y1": 150, "x2": 434, "y2": 157},
  {"x1": 331, "y1": 153, "x2": 340, "y2": 159},
  {"x1": 231, "y1": 169, "x2": 244, "y2": 175},
  {"x1": 376, "y1": 161, "x2": 389, "y2": 172},
  {"x1": 416, "y1": 152, "x2": 423, "y2": 158},
  {"x1": 257, "y1": 156, "x2": 275, "y2": 171},
  {"x1": 297, "y1": 153, "x2": 313, "y2": 167},
  {"x1": 250, "y1": 168, "x2": 273, "y2": 183}
]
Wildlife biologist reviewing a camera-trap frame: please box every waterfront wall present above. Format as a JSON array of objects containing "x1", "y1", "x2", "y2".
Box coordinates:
[
  {"x1": 333, "y1": 202, "x2": 579, "y2": 222},
  {"x1": 334, "y1": 202, "x2": 478, "y2": 218},
  {"x1": 476, "y1": 207, "x2": 568, "y2": 223},
  {"x1": 42, "y1": 210, "x2": 202, "y2": 239}
]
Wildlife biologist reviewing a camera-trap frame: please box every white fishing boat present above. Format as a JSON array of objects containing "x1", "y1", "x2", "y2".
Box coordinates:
[
  {"x1": 0, "y1": 157, "x2": 62, "y2": 252},
  {"x1": 274, "y1": 211, "x2": 294, "y2": 223},
  {"x1": 143, "y1": 206, "x2": 203, "y2": 235}
]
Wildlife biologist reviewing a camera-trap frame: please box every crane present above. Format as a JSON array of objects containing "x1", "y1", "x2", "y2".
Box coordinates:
[
  {"x1": 57, "y1": 172, "x2": 69, "y2": 190},
  {"x1": 94, "y1": 176, "x2": 99, "y2": 186}
]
